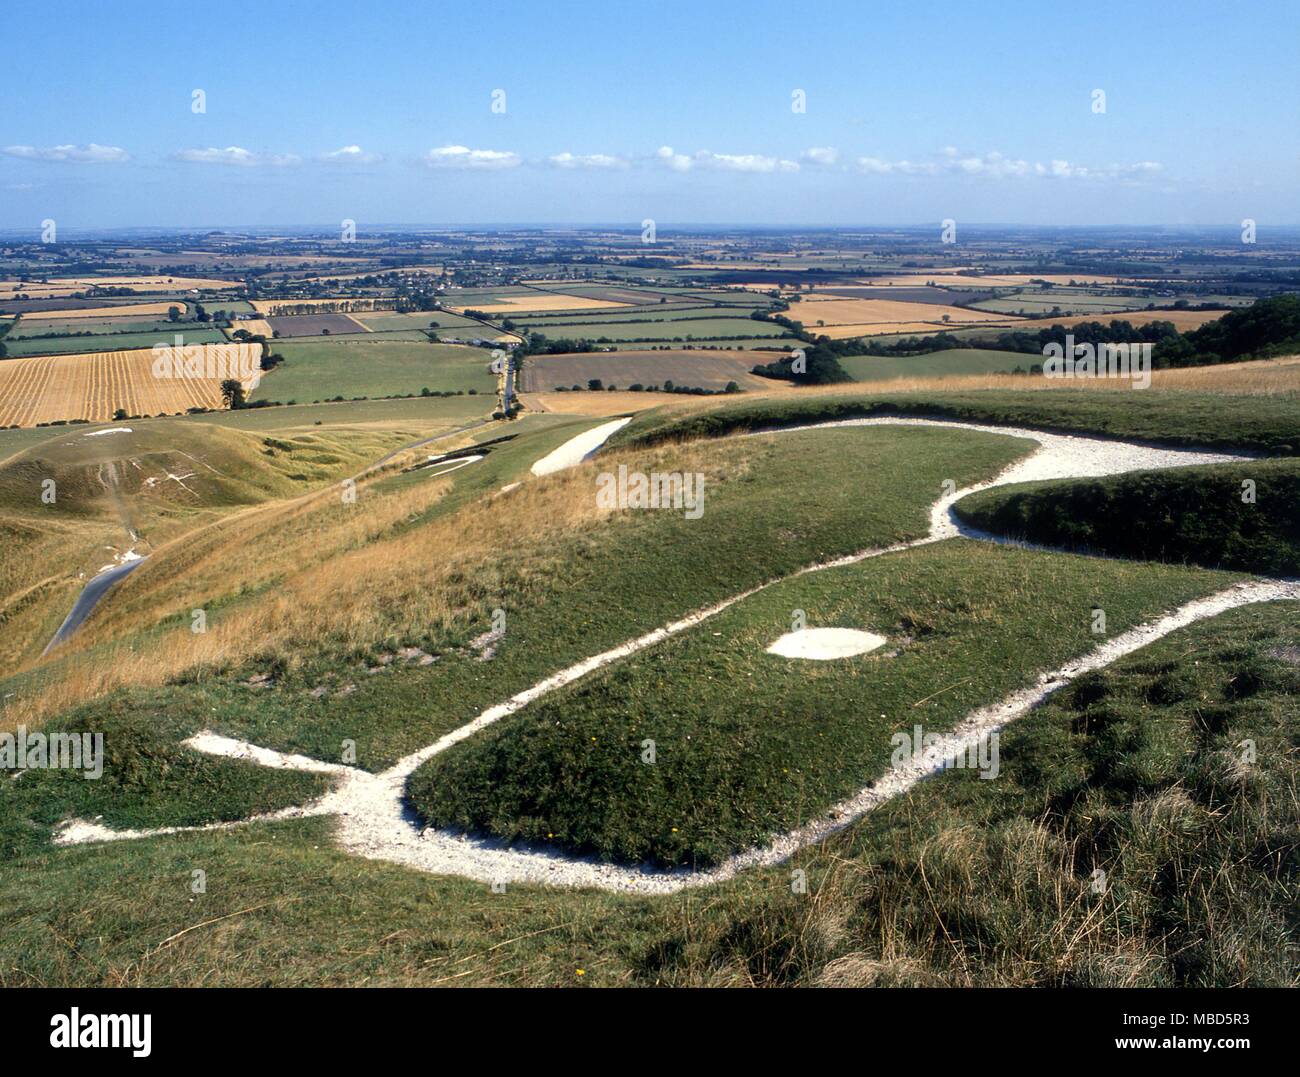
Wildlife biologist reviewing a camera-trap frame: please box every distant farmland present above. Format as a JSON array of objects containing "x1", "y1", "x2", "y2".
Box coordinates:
[
  {"x1": 515, "y1": 316, "x2": 790, "y2": 342},
  {"x1": 0, "y1": 275, "x2": 241, "y2": 298},
  {"x1": 520, "y1": 349, "x2": 788, "y2": 392},
  {"x1": 4, "y1": 327, "x2": 227, "y2": 357},
  {"x1": 447, "y1": 293, "x2": 630, "y2": 314},
  {"x1": 264, "y1": 313, "x2": 369, "y2": 337},
  {"x1": 252, "y1": 340, "x2": 496, "y2": 401},
  {"x1": 0, "y1": 343, "x2": 262, "y2": 427}
]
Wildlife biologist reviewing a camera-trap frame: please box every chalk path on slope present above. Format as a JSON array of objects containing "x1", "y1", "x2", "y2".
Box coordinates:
[{"x1": 54, "y1": 418, "x2": 1288, "y2": 894}]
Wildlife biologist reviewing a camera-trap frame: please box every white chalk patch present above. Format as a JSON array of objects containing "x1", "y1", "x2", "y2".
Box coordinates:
[
  {"x1": 530, "y1": 417, "x2": 631, "y2": 476},
  {"x1": 767, "y1": 627, "x2": 887, "y2": 660},
  {"x1": 84, "y1": 427, "x2": 132, "y2": 437},
  {"x1": 422, "y1": 454, "x2": 482, "y2": 478}
]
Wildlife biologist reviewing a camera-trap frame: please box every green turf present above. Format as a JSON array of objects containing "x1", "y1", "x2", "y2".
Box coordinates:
[
  {"x1": 955, "y1": 460, "x2": 1300, "y2": 576},
  {"x1": 612, "y1": 388, "x2": 1300, "y2": 456},
  {"x1": 252, "y1": 340, "x2": 497, "y2": 402},
  {"x1": 0, "y1": 690, "x2": 332, "y2": 860},
  {"x1": 7, "y1": 318, "x2": 192, "y2": 340}
]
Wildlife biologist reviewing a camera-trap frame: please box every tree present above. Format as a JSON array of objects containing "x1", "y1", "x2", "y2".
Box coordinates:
[
  {"x1": 113, "y1": 408, "x2": 128, "y2": 421},
  {"x1": 587, "y1": 378, "x2": 603, "y2": 391},
  {"x1": 220, "y1": 379, "x2": 246, "y2": 409},
  {"x1": 167, "y1": 306, "x2": 181, "y2": 322}
]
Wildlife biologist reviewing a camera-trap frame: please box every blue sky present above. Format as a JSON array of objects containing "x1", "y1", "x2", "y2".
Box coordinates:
[{"x1": 2, "y1": 0, "x2": 1297, "y2": 230}]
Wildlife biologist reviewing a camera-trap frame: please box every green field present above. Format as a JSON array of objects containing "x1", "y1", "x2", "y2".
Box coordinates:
[
  {"x1": 253, "y1": 340, "x2": 497, "y2": 402},
  {"x1": 839, "y1": 348, "x2": 1034, "y2": 381},
  {"x1": 4, "y1": 327, "x2": 226, "y2": 356},
  {"x1": 7, "y1": 317, "x2": 192, "y2": 340}
]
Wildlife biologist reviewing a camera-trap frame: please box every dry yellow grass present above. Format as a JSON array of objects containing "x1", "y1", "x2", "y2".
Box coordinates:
[
  {"x1": 20, "y1": 302, "x2": 189, "y2": 323},
  {"x1": 448, "y1": 294, "x2": 629, "y2": 314},
  {"x1": 0, "y1": 343, "x2": 262, "y2": 426},
  {"x1": 5, "y1": 430, "x2": 756, "y2": 731},
  {"x1": 0, "y1": 276, "x2": 240, "y2": 297}
]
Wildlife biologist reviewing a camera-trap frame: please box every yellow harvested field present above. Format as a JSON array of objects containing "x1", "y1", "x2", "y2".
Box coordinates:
[
  {"x1": 226, "y1": 318, "x2": 275, "y2": 338},
  {"x1": 21, "y1": 301, "x2": 189, "y2": 323},
  {"x1": 520, "y1": 391, "x2": 669, "y2": 416},
  {"x1": 795, "y1": 298, "x2": 1017, "y2": 326},
  {"x1": 815, "y1": 321, "x2": 993, "y2": 339},
  {"x1": 0, "y1": 276, "x2": 240, "y2": 297},
  {"x1": 448, "y1": 293, "x2": 629, "y2": 313},
  {"x1": 1018, "y1": 309, "x2": 1228, "y2": 332},
  {"x1": 0, "y1": 343, "x2": 262, "y2": 427}
]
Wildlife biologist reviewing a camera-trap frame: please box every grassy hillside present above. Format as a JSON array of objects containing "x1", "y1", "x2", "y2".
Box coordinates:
[
  {"x1": 611, "y1": 387, "x2": 1300, "y2": 455},
  {"x1": 2, "y1": 387, "x2": 1295, "y2": 988},
  {"x1": 3, "y1": 424, "x2": 1033, "y2": 757},
  {"x1": 0, "y1": 421, "x2": 432, "y2": 668},
  {"x1": 2, "y1": 600, "x2": 1293, "y2": 986}
]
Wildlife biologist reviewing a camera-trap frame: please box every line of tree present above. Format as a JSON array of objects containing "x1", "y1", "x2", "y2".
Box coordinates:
[{"x1": 844, "y1": 293, "x2": 1300, "y2": 370}]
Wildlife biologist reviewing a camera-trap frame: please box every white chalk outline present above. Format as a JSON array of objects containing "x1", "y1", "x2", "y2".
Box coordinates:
[{"x1": 53, "y1": 418, "x2": 1295, "y2": 893}]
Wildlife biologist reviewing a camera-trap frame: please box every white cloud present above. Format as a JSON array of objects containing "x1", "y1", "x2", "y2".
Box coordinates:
[
  {"x1": 856, "y1": 149, "x2": 1163, "y2": 182},
  {"x1": 3, "y1": 143, "x2": 129, "y2": 164},
  {"x1": 700, "y1": 151, "x2": 799, "y2": 173},
  {"x1": 656, "y1": 150, "x2": 799, "y2": 174},
  {"x1": 173, "y1": 146, "x2": 300, "y2": 167},
  {"x1": 424, "y1": 145, "x2": 520, "y2": 170},
  {"x1": 656, "y1": 145, "x2": 693, "y2": 172},
  {"x1": 549, "y1": 152, "x2": 629, "y2": 170},
  {"x1": 320, "y1": 145, "x2": 381, "y2": 164},
  {"x1": 801, "y1": 146, "x2": 839, "y2": 167},
  {"x1": 855, "y1": 156, "x2": 936, "y2": 175},
  {"x1": 954, "y1": 151, "x2": 1034, "y2": 177}
]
